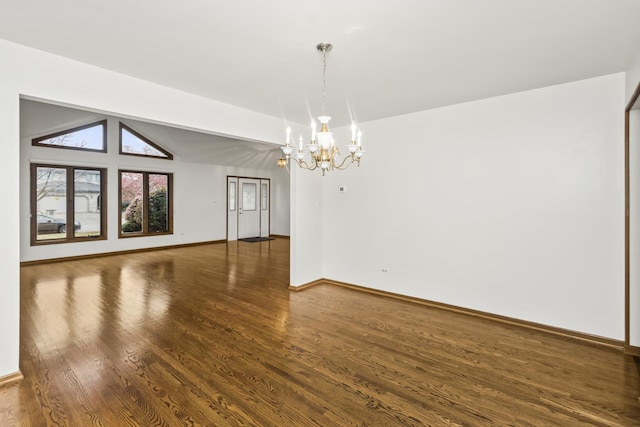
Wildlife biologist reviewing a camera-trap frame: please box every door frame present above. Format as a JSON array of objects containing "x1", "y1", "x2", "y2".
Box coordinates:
[
  {"x1": 625, "y1": 80, "x2": 640, "y2": 355},
  {"x1": 226, "y1": 175, "x2": 270, "y2": 241}
]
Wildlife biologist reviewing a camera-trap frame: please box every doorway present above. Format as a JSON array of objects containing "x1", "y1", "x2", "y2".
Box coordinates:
[
  {"x1": 227, "y1": 176, "x2": 270, "y2": 240},
  {"x1": 626, "y1": 80, "x2": 640, "y2": 354}
]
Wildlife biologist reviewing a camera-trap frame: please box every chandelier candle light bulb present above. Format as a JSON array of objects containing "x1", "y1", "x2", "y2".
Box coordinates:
[
  {"x1": 282, "y1": 127, "x2": 293, "y2": 155},
  {"x1": 297, "y1": 135, "x2": 305, "y2": 160},
  {"x1": 278, "y1": 43, "x2": 365, "y2": 176}
]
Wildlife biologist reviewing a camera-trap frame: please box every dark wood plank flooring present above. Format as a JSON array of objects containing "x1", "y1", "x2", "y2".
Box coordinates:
[{"x1": 1, "y1": 238, "x2": 639, "y2": 426}]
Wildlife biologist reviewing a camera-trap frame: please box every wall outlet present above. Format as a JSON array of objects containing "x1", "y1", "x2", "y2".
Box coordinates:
[{"x1": 381, "y1": 268, "x2": 388, "y2": 273}]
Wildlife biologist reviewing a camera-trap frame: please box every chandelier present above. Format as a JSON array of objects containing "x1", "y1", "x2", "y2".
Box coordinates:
[{"x1": 278, "y1": 43, "x2": 364, "y2": 175}]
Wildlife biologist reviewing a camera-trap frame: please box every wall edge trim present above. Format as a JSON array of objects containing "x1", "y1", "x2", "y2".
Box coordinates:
[
  {"x1": 288, "y1": 279, "x2": 324, "y2": 291},
  {"x1": 0, "y1": 371, "x2": 23, "y2": 388},
  {"x1": 20, "y1": 240, "x2": 226, "y2": 266}
]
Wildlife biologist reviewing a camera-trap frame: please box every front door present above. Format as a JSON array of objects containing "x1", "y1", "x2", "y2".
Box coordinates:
[{"x1": 237, "y1": 178, "x2": 261, "y2": 239}]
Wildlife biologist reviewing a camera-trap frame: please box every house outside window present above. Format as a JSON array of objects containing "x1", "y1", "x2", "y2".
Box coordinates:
[{"x1": 31, "y1": 164, "x2": 107, "y2": 245}]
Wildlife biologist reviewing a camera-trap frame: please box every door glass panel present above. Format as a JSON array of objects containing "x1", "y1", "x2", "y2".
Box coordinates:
[
  {"x1": 261, "y1": 183, "x2": 268, "y2": 210},
  {"x1": 36, "y1": 167, "x2": 67, "y2": 241},
  {"x1": 74, "y1": 169, "x2": 101, "y2": 238},
  {"x1": 149, "y1": 174, "x2": 169, "y2": 232},
  {"x1": 121, "y1": 172, "x2": 144, "y2": 234},
  {"x1": 229, "y1": 182, "x2": 236, "y2": 211},
  {"x1": 242, "y1": 183, "x2": 257, "y2": 211}
]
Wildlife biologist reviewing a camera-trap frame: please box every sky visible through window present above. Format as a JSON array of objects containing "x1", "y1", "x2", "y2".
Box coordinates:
[
  {"x1": 121, "y1": 127, "x2": 168, "y2": 157},
  {"x1": 38, "y1": 124, "x2": 104, "y2": 150}
]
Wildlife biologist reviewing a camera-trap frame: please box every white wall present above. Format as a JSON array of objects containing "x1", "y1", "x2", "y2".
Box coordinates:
[
  {"x1": 626, "y1": 45, "x2": 640, "y2": 103},
  {"x1": 322, "y1": 73, "x2": 625, "y2": 340},
  {"x1": 289, "y1": 166, "x2": 324, "y2": 287},
  {"x1": 0, "y1": 38, "x2": 288, "y2": 378},
  {"x1": 0, "y1": 85, "x2": 21, "y2": 380},
  {"x1": 271, "y1": 172, "x2": 291, "y2": 236}
]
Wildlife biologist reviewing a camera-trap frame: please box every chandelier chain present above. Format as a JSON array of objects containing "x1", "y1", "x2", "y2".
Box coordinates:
[{"x1": 321, "y1": 48, "x2": 327, "y2": 115}]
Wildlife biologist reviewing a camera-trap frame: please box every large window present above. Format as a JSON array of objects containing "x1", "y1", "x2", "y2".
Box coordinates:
[
  {"x1": 119, "y1": 170, "x2": 173, "y2": 237},
  {"x1": 32, "y1": 120, "x2": 107, "y2": 152},
  {"x1": 31, "y1": 164, "x2": 107, "y2": 245}
]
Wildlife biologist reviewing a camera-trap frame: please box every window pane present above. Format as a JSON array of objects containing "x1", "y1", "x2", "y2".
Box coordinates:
[
  {"x1": 32, "y1": 164, "x2": 106, "y2": 245},
  {"x1": 35, "y1": 167, "x2": 67, "y2": 241},
  {"x1": 74, "y1": 169, "x2": 101, "y2": 238},
  {"x1": 34, "y1": 122, "x2": 105, "y2": 151},
  {"x1": 242, "y1": 183, "x2": 257, "y2": 211},
  {"x1": 121, "y1": 126, "x2": 170, "y2": 158},
  {"x1": 149, "y1": 174, "x2": 169, "y2": 233},
  {"x1": 121, "y1": 172, "x2": 144, "y2": 234},
  {"x1": 229, "y1": 182, "x2": 236, "y2": 211},
  {"x1": 261, "y1": 183, "x2": 268, "y2": 210}
]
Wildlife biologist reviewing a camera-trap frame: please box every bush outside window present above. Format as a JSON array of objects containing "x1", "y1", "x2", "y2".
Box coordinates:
[{"x1": 120, "y1": 170, "x2": 173, "y2": 237}]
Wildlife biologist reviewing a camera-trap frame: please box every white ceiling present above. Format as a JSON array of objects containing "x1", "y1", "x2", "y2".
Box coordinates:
[{"x1": 3, "y1": 0, "x2": 640, "y2": 129}]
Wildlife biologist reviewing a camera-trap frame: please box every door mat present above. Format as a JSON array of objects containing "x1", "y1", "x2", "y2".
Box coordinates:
[{"x1": 238, "y1": 237, "x2": 275, "y2": 243}]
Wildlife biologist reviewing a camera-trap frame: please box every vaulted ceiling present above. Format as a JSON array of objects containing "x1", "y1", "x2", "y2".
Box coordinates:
[
  {"x1": 20, "y1": 99, "x2": 281, "y2": 169},
  {"x1": 5, "y1": 0, "x2": 640, "y2": 162}
]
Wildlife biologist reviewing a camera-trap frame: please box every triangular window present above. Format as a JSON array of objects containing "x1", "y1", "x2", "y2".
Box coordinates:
[
  {"x1": 119, "y1": 123, "x2": 173, "y2": 160},
  {"x1": 32, "y1": 120, "x2": 107, "y2": 152}
]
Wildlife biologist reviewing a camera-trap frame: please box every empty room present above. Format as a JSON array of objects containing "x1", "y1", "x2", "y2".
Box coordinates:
[{"x1": 1, "y1": 1, "x2": 640, "y2": 425}]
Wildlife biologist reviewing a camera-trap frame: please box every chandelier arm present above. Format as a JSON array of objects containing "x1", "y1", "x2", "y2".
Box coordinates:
[
  {"x1": 309, "y1": 152, "x2": 321, "y2": 170},
  {"x1": 332, "y1": 153, "x2": 358, "y2": 170},
  {"x1": 289, "y1": 157, "x2": 318, "y2": 171}
]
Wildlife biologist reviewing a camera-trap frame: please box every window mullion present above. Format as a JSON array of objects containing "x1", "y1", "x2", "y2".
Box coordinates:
[
  {"x1": 67, "y1": 166, "x2": 74, "y2": 241},
  {"x1": 143, "y1": 173, "x2": 150, "y2": 234},
  {"x1": 167, "y1": 174, "x2": 173, "y2": 233},
  {"x1": 30, "y1": 164, "x2": 37, "y2": 245}
]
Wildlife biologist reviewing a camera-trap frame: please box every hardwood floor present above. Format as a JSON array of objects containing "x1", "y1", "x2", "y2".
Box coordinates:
[{"x1": 2, "y1": 238, "x2": 639, "y2": 426}]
